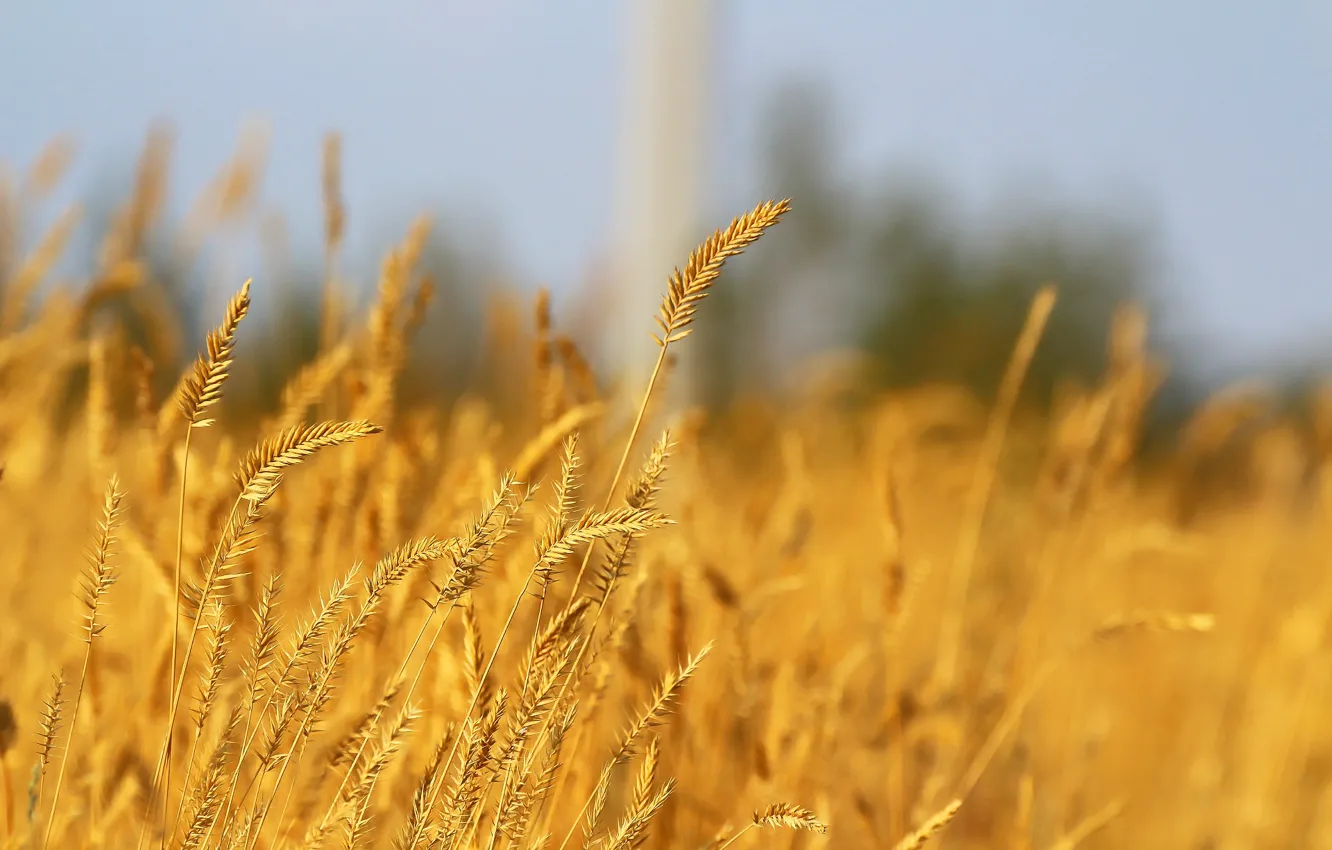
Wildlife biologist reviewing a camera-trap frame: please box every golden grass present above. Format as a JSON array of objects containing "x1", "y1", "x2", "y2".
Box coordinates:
[{"x1": 0, "y1": 133, "x2": 1328, "y2": 849}]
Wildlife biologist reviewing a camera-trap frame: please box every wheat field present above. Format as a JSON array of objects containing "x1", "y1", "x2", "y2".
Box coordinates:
[{"x1": 1, "y1": 134, "x2": 1330, "y2": 850}]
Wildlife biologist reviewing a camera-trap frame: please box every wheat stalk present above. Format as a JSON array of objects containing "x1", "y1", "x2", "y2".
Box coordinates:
[
  {"x1": 42, "y1": 475, "x2": 126, "y2": 849},
  {"x1": 567, "y1": 199, "x2": 790, "y2": 602},
  {"x1": 143, "y1": 277, "x2": 252, "y2": 850}
]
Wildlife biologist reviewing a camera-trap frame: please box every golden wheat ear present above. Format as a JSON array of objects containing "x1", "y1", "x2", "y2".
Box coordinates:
[
  {"x1": 32, "y1": 672, "x2": 66, "y2": 825},
  {"x1": 568, "y1": 200, "x2": 790, "y2": 605},
  {"x1": 42, "y1": 476, "x2": 128, "y2": 849},
  {"x1": 653, "y1": 198, "x2": 791, "y2": 347},
  {"x1": 711, "y1": 801, "x2": 829, "y2": 850},
  {"x1": 175, "y1": 277, "x2": 252, "y2": 429},
  {"x1": 234, "y1": 420, "x2": 384, "y2": 502},
  {"x1": 892, "y1": 799, "x2": 961, "y2": 850},
  {"x1": 149, "y1": 276, "x2": 252, "y2": 850},
  {"x1": 752, "y1": 803, "x2": 830, "y2": 835}
]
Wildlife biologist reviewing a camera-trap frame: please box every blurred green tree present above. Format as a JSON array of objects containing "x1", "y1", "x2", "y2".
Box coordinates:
[
  {"x1": 857, "y1": 182, "x2": 1159, "y2": 407},
  {"x1": 696, "y1": 78, "x2": 1167, "y2": 414}
]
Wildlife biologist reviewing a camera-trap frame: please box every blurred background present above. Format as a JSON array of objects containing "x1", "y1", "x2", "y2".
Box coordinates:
[{"x1": 3, "y1": 0, "x2": 1331, "y2": 431}]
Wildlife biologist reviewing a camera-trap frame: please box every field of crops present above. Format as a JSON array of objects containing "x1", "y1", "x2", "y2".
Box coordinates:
[{"x1": 1, "y1": 138, "x2": 1330, "y2": 849}]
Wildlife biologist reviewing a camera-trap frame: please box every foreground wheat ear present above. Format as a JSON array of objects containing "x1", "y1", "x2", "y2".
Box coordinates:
[
  {"x1": 153, "y1": 277, "x2": 253, "y2": 849},
  {"x1": 569, "y1": 198, "x2": 792, "y2": 600},
  {"x1": 653, "y1": 198, "x2": 792, "y2": 346}
]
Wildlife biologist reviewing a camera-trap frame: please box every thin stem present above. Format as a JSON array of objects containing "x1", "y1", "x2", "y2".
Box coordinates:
[
  {"x1": 566, "y1": 345, "x2": 667, "y2": 600},
  {"x1": 136, "y1": 425, "x2": 192, "y2": 850},
  {"x1": 166, "y1": 719, "x2": 206, "y2": 846},
  {"x1": 164, "y1": 429, "x2": 192, "y2": 839},
  {"x1": 715, "y1": 823, "x2": 755, "y2": 850},
  {"x1": 40, "y1": 646, "x2": 93, "y2": 848},
  {"x1": 934, "y1": 286, "x2": 1056, "y2": 692},
  {"x1": 482, "y1": 587, "x2": 553, "y2": 850},
  {"x1": 144, "y1": 496, "x2": 243, "y2": 850},
  {"x1": 553, "y1": 764, "x2": 606, "y2": 850}
]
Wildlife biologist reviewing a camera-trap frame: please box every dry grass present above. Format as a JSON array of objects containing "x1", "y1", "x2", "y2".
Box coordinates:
[{"x1": 0, "y1": 133, "x2": 1329, "y2": 850}]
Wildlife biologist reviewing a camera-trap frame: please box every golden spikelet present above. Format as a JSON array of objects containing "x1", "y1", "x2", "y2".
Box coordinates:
[
  {"x1": 43, "y1": 476, "x2": 127, "y2": 847},
  {"x1": 653, "y1": 199, "x2": 791, "y2": 347},
  {"x1": 33, "y1": 673, "x2": 66, "y2": 828},
  {"x1": 603, "y1": 776, "x2": 674, "y2": 850},
  {"x1": 190, "y1": 604, "x2": 232, "y2": 738},
  {"x1": 751, "y1": 802, "x2": 829, "y2": 835},
  {"x1": 179, "y1": 707, "x2": 242, "y2": 850},
  {"x1": 235, "y1": 420, "x2": 383, "y2": 502},
  {"x1": 240, "y1": 572, "x2": 283, "y2": 711},
  {"x1": 78, "y1": 475, "x2": 127, "y2": 645},
  {"x1": 612, "y1": 642, "x2": 710, "y2": 766},
  {"x1": 629, "y1": 737, "x2": 661, "y2": 820},
  {"x1": 892, "y1": 799, "x2": 960, "y2": 850},
  {"x1": 534, "y1": 507, "x2": 673, "y2": 578},
  {"x1": 463, "y1": 602, "x2": 491, "y2": 712},
  {"x1": 1092, "y1": 610, "x2": 1216, "y2": 640},
  {"x1": 338, "y1": 702, "x2": 419, "y2": 849},
  {"x1": 176, "y1": 278, "x2": 253, "y2": 429}
]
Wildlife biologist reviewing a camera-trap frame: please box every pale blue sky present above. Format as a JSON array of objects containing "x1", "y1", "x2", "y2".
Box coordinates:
[{"x1": 3, "y1": 1, "x2": 1331, "y2": 376}]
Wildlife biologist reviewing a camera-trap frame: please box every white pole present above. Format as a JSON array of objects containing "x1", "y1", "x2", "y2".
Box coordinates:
[{"x1": 609, "y1": 0, "x2": 714, "y2": 407}]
